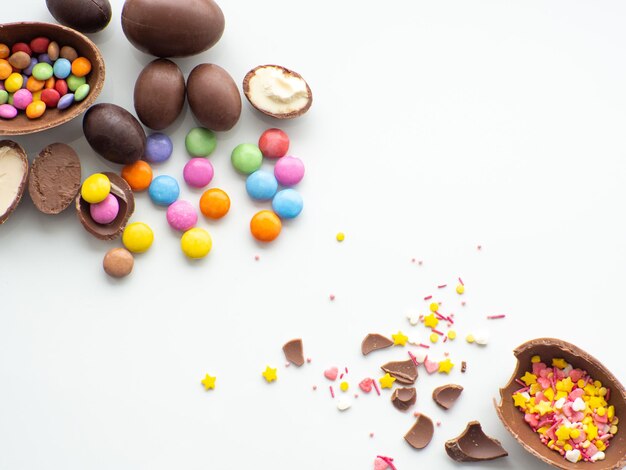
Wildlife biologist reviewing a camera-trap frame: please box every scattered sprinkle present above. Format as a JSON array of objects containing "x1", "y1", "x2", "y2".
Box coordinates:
[
  {"x1": 456, "y1": 284, "x2": 465, "y2": 295},
  {"x1": 262, "y1": 366, "x2": 277, "y2": 383},
  {"x1": 379, "y1": 373, "x2": 396, "y2": 389},
  {"x1": 254, "y1": 255, "x2": 260, "y2": 261},
  {"x1": 392, "y1": 331, "x2": 409, "y2": 346},
  {"x1": 340, "y1": 381, "x2": 349, "y2": 392},
  {"x1": 447, "y1": 330, "x2": 457, "y2": 340},
  {"x1": 330, "y1": 386, "x2": 335, "y2": 398},
  {"x1": 438, "y1": 284, "x2": 447, "y2": 289},
  {"x1": 458, "y1": 277, "x2": 464, "y2": 285},
  {"x1": 337, "y1": 398, "x2": 351, "y2": 411},
  {"x1": 312, "y1": 385, "x2": 317, "y2": 390},
  {"x1": 424, "y1": 295, "x2": 433, "y2": 301},
  {"x1": 324, "y1": 367, "x2": 339, "y2": 381},
  {"x1": 336, "y1": 232, "x2": 345, "y2": 242},
  {"x1": 438, "y1": 358, "x2": 454, "y2": 374},
  {"x1": 201, "y1": 373, "x2": 216, "y2": 391},
  {"x1": 429, "y1": 302, "x2": 439, "y2": 312},
  {"x1": 461, "y1": 361, "x2": 467, "y2": 373},
  {"x1": 307, "y1": 358, "x2": 312, "y2": 363},
  {"x1": 466, "y1": 334, "x2": 475, "y2": 344},
  {"x1": 329, "y1": 294, "x2": 335, "y2": 301},
  {"x1": 487, "y1": 314, "x2": 506, "y2": 320},
  {"x1": 372, "y1": 378, "x2": 381, "y2": 396},
  {"x1": 429, "y1": 333, "x2": 440, "y2": 343}
]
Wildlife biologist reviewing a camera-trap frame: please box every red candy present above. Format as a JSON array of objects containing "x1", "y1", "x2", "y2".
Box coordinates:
[
  {"x1": 54, "y1": 79, "x2": 68, "y2": 96},
  {"x1": 41, "y1": 89, "x2": 61, "y2": 108},
  {"x1": 30, "y1": 37, "x2": 50, "y2": 54},
  {"x1": 258, "y1": 128, "x2": 290, "y2": 158},
  {"x1": 11, "y1": 42, "x2": 31, "y2": 56}
]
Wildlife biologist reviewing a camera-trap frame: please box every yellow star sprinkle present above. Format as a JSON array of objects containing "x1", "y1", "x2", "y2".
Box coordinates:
[
  {"x1": 438, "y1": 358, "x2": 454, "y2": 374},
  {"x1": 513, "y1": 393, "x2": 529, "y2": 408},
  {"x1": 531, "y1": 355, "x2": 541, "y2": 363},
  {"x1": 429, "y1": 302, "x2": 439, "y2": 312},
  {"x1": 379, "y1": 373, "x2": 396, "y2": 389},
  {"x1": 392, "y1": 331, "x2": 408, "y2": 346},
  {"x1": 536, "y1": 400, "x2": 553, "y2": 416},
  {"x1": 521, "y1": 371, "x2": 537, "y2": 386},
  {"x1": 543, "y1": 387, "x2": 554, "y2": 402},
  {"x1": 423, "y1": 313, "x2": 439, "y2": 329},
  {"x1": 201, "y1": 374, "x2": 216, "y2": 390},
  {"x1": 262, "y1": 366, "x2": 277, "y2": 383},
  {"x1": 552, "y1": 358, "x2": 567, "y2": 369},
  {"x1": 555, "y1": 426, "x2": 571, "y2": 441},
  {"x1": 559, "y1": 377, "x2": 574, "y2": 393}
]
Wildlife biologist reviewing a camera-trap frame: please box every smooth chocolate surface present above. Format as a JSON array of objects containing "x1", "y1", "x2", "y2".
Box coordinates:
[
  {"x1": 134, "y1": 59, "x2": 185, "y2": 130},
  {"x1": 445, "y1": 421, "x2": 508, "y2": 462},
  {"x1": 404, "y1": 413, "x2": 434, "y2": 449},
  {"x1": 46, "y1": 0, "x2": 112, "y2": 33},
  {"x1": 187, "y1": 64, "x2": 241, "y2": 132},
  {"x1": 83, "y1": 104, "x2": 146, "y2": 165},
  {"x1": 76, "y1": 172, "x2": 134, "y2": 240},
  {"x1": 103, "y1": 248, "x2": 134, "y2": 278},
  {"x1": 361, "y1": 333, "x2": 393, "y2": 355},
  {"x1": 432, "y1": 384, "x2": 463, "y2": 410},
  {"x1": 121, "y1": 0, "x2": 224, "y2": 58},
  {"x1": 0, "y1": 140, "x2": 28, "y2": 225},
  {"x1": 381, "y1": 359, "x2": 418, "y2": 385},
  {"x1": 282, "y1": 339, "x2": 305, "y2": 367},
  {"x1": 28, "y1": 143, "x2": 81, "y2": 215},
  {"x1": 391, "y1": 387, "x2": 416, "y2": 411}
]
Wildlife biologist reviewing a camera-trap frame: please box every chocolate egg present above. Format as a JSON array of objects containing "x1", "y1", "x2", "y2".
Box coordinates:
[
  {"x1": 46, "y1": 0, "x2": 112, "y2": 33},
  {"x1": 83, "y1": 104, "x2": 146, "y2": 165},
  {"x1": 134, "y1": 59, "x2": 186, "y2": 130},
  {"x1": 0, "y1": 140, "x2": 28, "y2": 225},
  {"x1": 187, "y1": 64, "x2": 241, "y2": 131},
  {"x1": 28, "y1": 143, "x2": 81, "y2": 215},
  {"x1": 121, "y1": 0, "x2": 225, "y2": 58}
]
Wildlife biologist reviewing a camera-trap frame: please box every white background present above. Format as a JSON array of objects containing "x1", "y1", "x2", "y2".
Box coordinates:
[{"x1": 1, "y1": 1, "x2": 626, "y2": 469}]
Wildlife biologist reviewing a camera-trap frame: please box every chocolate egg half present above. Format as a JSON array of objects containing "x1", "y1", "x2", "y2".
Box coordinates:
[
  {"x1": 121, "y1": 0, "x2": 225, "y2": 58},
  {"x1": 134, "y1": 59, "x2": 186, "y2": 130},
  {"x1": 187, "y1": 64, "x2": 241, "y2": 131},
  {"x1": 495, "y1": 338, "x2": 626, "y2": 470},
  {"x1": 46, "y1": 0, "x2": 112, "y2": 33},
  {"x1": 0, "y1": 140, "x2": 28, "y2": 225}
]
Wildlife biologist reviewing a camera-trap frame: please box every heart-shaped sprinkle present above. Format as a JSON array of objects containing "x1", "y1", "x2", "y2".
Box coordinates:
[
  {"x1": 359, "y1": 378, "x2": 373, "y2": 393},
  {"x1": 424, "y1": 358, "x2": 439, "y2": 374},
  {"x1": 572, "y1": 397, "x2": 585, "y2": 412},
  {"x1": 565, "y1": 449, "x2": 581, "y2": 463},
  {"x1": 324, "y1": 367, "x2": 339, "y2": 381}
]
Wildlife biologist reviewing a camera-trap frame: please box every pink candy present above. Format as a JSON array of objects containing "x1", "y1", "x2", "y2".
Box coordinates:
[
  {"x1": 0, "y1": 104, "x2": 18, "y2": 119},
  {"x1": 12, "y1": 89, "x2": 33, "y2": 110},
  {"x1": 166, "y1": 200, "x2": 197, "y2": 231},
  {"x1": 323, "y1": 367, "x2": 338, "y2": 381},
  {"x1": 183, "y1": 158, "x2": 214, "y2": 188},
  {"x1": 90, "y1": 194, "x2": 119, "y2": 224},
  {"x1": 274, "y1": 156, "x2": 305, "y2": 186}
]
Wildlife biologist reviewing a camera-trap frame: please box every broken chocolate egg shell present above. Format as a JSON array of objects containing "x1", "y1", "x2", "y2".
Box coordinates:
[
  {"x1": 404, "y1": 413, "x2": 434, "y2": 449},
  {"x1": 432, "y1": 384, "x2": 463, "y2": 410},
  {"x1": 495, "y1": 337, "x2": 626, "y2": 470},
  {"x1": 243, "y1": 65, "x2": 312, "y2": 120},
  {"x1": 381, "y1": 359, "x2": 418, "y2": 385},
  {"x1": 76, "y1": 172, "x2": 135, "y2": 240},
  {"x1": 391, "y1": 387, "x2": 416, "y2": 411},
  {"x1": 283, "y1": 338, "x2": 304, "y2": 367},
  {"x1": 445, "y1": 421, "x2": 508, "y2": 462},
  {"x1": 361, "y1": 333, "x2": 393, "y2": 355},
  {"x1": 0, "y1": 140, "x2": 28, "y2": 224}
]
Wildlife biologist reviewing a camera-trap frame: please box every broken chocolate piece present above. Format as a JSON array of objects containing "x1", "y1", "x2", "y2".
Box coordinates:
[
  {"x1": 361, "y1": 333, "x2": 393, "y2": 355},
  {"x1": 381, "y1": 359, "x2": 418, "y2": 385},
  {"x1": 282, "y1": 338, "x2": 304, "y2": 367},
  {"x1": 0, "y1": 140, "x2": 28, "y2": 224},
  {"x1": 432, "y1": 384, "x2": 463, "y2": 410},
  {"x1": 391, "y1": 387, "x2": 416, "y2": 411},
  {"x1": 445, "y1": 421, "x2": 508, "y2": 462},
  {"x1": 404, "y1": 413, "x2": 434, "y2": 449},
  {"x1": 461, "y1": 361, "x2": 467, "y2": 373}
]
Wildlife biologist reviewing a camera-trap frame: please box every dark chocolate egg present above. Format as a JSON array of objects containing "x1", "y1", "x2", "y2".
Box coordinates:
[
  {"x1": 121, "y1": 0, "x2": 225, "y2": 58},
  {"x1": 83, "y1": 104, "x2": 146, "y2": 165},
  {"x1": 134, "y1": 59, "x2": 186, "y2": 130},
  {"x1": 46, "y1": 0, "x2": 112, "y2": 34},
  {"x1": 187, "y1": 64, "x2": 241, "y2": 131}
]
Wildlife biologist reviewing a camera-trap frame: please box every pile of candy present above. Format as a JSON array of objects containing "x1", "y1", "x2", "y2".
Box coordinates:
[
  {"x1": 0, "y1": 37, "x2": 91, "y2": 120},
  {"x1": 512, "y1": 357, "x2": 618, "y2": 463},
  {"x1": 81, "y1": 173, "x2": 119, "y2": 224}
]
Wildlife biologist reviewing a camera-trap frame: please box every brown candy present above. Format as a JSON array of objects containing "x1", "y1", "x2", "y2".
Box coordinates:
[
  {"x1": 9, "y1": 51, "x2": 30, "y2": 69},
  {"x1": 404, "y1": 413, "x2": 434, "y2": 450},
  {"x1": 103, "y1": 248, "x2": 134, "y2": 278},
  {"x1": 432, "y1": 384, "x2": 463, "y2": 410},
  {"x1": 60, "y1": 45, "x2": 78, "y2": 62},
  {"x1": 445, "y1": 421, "x2": 508, "y2": 462},
  {"x1": 391, "y1": 387, "x2": 416, "y2": 411},
  {"x1": 0, "y1": 140, "x2": 28, "y2": 225},
  {"x1": 361, "y1": 333, "x2": 393, "y2": 355},
  {"x1": 381, "y1": 359, "x2": 418, "y2": 385},
  {"x1": 282, "y1": 339, "x2": 304, "y2": 367}
]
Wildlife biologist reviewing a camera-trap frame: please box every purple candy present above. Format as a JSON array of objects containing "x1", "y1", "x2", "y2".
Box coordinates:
[
  {"x1": 274, "y1": 156, "x2": 305, "y2": 186},
  {"x1": 0, "y1": 82, "x2": 4, "y2": 91},
  {"x1": 166, "y1": 200, "x2": 198, "y2": 231},
  {"x1": 144, "y1": 133, "x2": 173, "y2": 163},
  {"x1": 23, "y1": 58, "x2": 38, "y2": 76},
  {"x1": 183, "y1": 158, "x2": 214, "y2": 188},
  {"x1": 89, "y1": 194, "x2": 120, "y2": 225},
  {"x1": 0, "y1": 104, "x2": 18, "y2": 119},
  {"x1": 21, "y1": 75, "x2": 28, "y2": 89},
  {"x1": 57, "y1": 93, "x2": 74, "y2": 110},
  {"x1": 12, "y1": 89, "x2": 33, "y2": 110},
  {"x1": 38, "y1": 54, "x2": 53, "y2": 65}
]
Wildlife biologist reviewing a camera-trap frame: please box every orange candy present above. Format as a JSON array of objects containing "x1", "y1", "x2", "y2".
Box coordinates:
[
  {"x1": 0, "y1": 59, "x2": 12, "y2": 80},
  {"x1": 250, "y1": 210, "x2": 282, "y2": 242},
  {"x1": 32, "y1": 90, "x2": 42, "y2": 102},
  {"x1": 71, "y1": 57, "x2": 92, "y2": 77},
  {"x1": 199, "y1": 188, "x2": 230, "y2": 219},
  {"x1": 121, "y1": 160, "x2": 153, "y2": 191},
  {"x1": 0, "y1": 44, "x2": 9, "y2": 60},
  {"x1": 26, "y1": 76, "x2": 45, "y2": 92},
  {"x1": 44, "y1": 77, "x2": 55, "y2": 89},
  {"x1": 26, "y1": 100, "x2": 46, "y2": 119}
]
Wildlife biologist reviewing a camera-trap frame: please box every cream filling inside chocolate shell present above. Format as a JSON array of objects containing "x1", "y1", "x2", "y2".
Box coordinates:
[
  {"x1": 248, "y1": 66, "x2": 309, "y2": 114},
  {"x1": 0, "y1": 146, "x2": 26, "y2": 216}
]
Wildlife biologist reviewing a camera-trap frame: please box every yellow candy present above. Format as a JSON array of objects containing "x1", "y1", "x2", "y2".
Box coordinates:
[
  {"x1": 336, "y1": 232, "x2": 345, "y2": 242},
  {"x1": 599, "y1": 387, "x2": 607, "y2": 397},
  {"x1": 608, "y1": 405, "x2": 615, "y2": 420},
  {"x1": 81, "y1": 173, "x2": 111, "y2": 204},
  {"x1": 447, "y1": 330, "x2": 457, "y2": 340},
  {"x1": 455, "y1": 284, "x2": 464, "y2": 295},
  {"x1": 543, "y1": 388, "x2": 554, "y2": 401},
  {"x1": 555, "y1": 391, "x2": 568, "y2": 400},
  {"x1": 597, "y1": 406, "x2": 606, "y2": 417},
  {"x1": 570, "y1": 429, "x2": 581, "y2": 439},
  {"x1": 610, "y1": 425, "x2": 618, "y2": 435},
  {"x1": 582, "y1": 440, "x2": 591, "y2": 449},
  {"x1": 555, "y1": 426, "x2": 571, "y2": 441},
  {"x1": 577, "y1": 379, "x2": 586, "y2": 388},
  {"x1": 339, "y1": 381, "x2": 349, "y2": 392},
  {"x1": 537, "y1": 426, "x2": 549, "y2": 435},
  {"x1": 466, "y1": 334, "x2": 475, "y2": 343},
  {"x1": 122, "y1": 222, "x2": 154, "y2": 253},
  {"x1": 596, "y1": 440, "x2": 606, "y2": 451},
  {"x1": 521, "y1": 372, "x2": 537, "y2": 386},
  {"x1": 5, "y1": 72, "x2": 23, "y2": 93},
  {"x1": 531, "y1": 355, "x2": 541, "y2": 363},
  {"x1": 552, "y1": 358, "x2": 567, "y2": 369},
  {"x1": 429, "y1": 302, "x2": 439, "y2": 312},
  {"x1": 429, "y1": 332, "x2": 439, "y2": 343},
  {"x1": 513, "y1": 393, "x2": 528, "y2": 408},
  {"x1": 586, "y1": 423, "x2": 598, "y2": 441},
  {"x1": 564, "y1": 444, "x2": 573, "y2": 451},
  {"x1": 594, "y1": 380, "x2": 602, "y2": 388},
  {"x1": 181, "y1": 227, "x2": 212, "y2": 259},
  {"x1": 423, "y1": 313, "x2": 439, "y2": 328}
]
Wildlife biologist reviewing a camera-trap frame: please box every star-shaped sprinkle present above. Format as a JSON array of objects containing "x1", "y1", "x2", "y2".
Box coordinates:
[
  {"x1": 520, "y1": 371, "x2": 537, "y2": 386},
  {"x1": 552, "y1": 358, "x2": 567, "y2": 369},
  {"x1": 438, "y1": 358, "x2": 454, "y2": 374},
  {"x1": 557, "y1": 377, "x2": 574, "y2": 393},
  {"x1": 379, "y1": 373, "x2": 396, "y2": 389},
  {"x1": 262, "y1": 366, "x2": 277, "y2": 383},
  {"x1": 513, "y1": 393, "x2": 529, "y2": 408},
  {"x1": 392, "y1": 331, "x2": 408, "y2": 346},
  {"x1": 201, "y1": 374, "x2": 216, "y2": 390},
  {"x1": 555, "y1": 426, "x2": 571, "y2": 441},
  {"x1": 423, "y1": 313, "x2": 439, "y2": 329},
  {"x1": 535, "y1": 400, "x2": 553, "y2": 416}
]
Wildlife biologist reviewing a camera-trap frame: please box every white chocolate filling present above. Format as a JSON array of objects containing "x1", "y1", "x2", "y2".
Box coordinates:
[
  {"x1": 248, "y1": 66, "x2": 309, "y2": 115},
  {"x1": 0, "y1": 146, "x2": 26, "y2": 217}
]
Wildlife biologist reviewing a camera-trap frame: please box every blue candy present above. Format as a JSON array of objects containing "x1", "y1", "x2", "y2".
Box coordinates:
[
  {"x1": 53, "y1": 58, "x2": 71, "y2": 79},
  {"x1": 23, "y1": 58, "x2": 38, "y2": 76},
  {"x1": 145, "y1": 133, "x2": 173, "y2": 163},
  {"x1": 57, "y1": 93, "x2": 74, "y2": 110},
  {"x1": 149, "y1": 175, "x2": 180, "y2": 206},
  {"x1": 272, "y1": 189, "x2": 303, "y2": 219},
  {"x1": 246, "y1": 170, "x2": 278, "y2": 201}
]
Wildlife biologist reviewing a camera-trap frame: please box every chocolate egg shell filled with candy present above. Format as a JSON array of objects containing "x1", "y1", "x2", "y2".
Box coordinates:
[
  {"x1": 495, "y1": 338, "x2": 626, "y2": 470},
  {"x1": 0, "y1": 140, "x2": 28, "y2": 225}
]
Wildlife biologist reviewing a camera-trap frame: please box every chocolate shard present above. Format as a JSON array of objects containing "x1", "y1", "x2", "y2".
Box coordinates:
[
  {"x1": 391, "y1": 387, "x2": 416, "y2": 411},
  {"x1": 445, "y1": 421, "x2": 508, "y2": 462},
  {"x1": 404, "y1": 413, "x2": 434, "y2": 449},
  {"x1": 432, "y1": 384, "x2": 463, "y2": 410},
  {"x1": 361, "y1": 333, "x2": 393, "y2": 355},
  {"x1": 282, "y1": 338, "x2": 304, "y2": 367},
  {"x1": 381, "y1": 359, "x2": 418, "y2": 385}
]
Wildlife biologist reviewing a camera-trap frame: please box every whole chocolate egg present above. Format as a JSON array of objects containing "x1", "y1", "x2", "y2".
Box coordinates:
[
  {"x1": 134, "y1": 59, "x2": 186, "y2": 130},
  {"x1": 46, "y1": 0, "x2": 112, "y2": 33},
  {"x1": 187, "y1": 64, "x2": 241, "y2": 131},
  {"x1": 83, "y1": 104, "x2": 146, "y2": 165},
  {"x1": 121, "y1": 0, "x2": 225, "y2": 58}
]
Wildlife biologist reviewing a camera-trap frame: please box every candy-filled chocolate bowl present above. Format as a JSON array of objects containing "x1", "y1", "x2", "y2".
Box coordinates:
[
  {"x1": 496, "y1": 338, "x2": 626, "y2": 470},
  {"x1": 0, "y1": 22, "x2": 104, "y2": 136}
]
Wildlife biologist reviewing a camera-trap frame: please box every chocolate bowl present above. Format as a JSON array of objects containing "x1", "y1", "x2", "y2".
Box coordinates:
[
  {"x1": 495, "y1": 338, "x2": 626, "y2": 470},
  {"x1": 0, "y1": 22, "x2": 105, "y2": 136}
]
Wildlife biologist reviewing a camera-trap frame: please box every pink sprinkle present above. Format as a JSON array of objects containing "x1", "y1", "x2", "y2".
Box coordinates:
[
  {"x1": 372, "y1": 379, "x2": 381, "y2": 396},
  {"x1": 370, "y1": 432, "x2": 374, "y2": 438},
  {"x1": 411, "y1": 258, "x2": 416, "y2": 263},
  {"x1": 432, "y1": 329, "x2": 444, "y2": 336},
  {"x1": 477, "y1": 245, "x2": 482, "y2": 250},
  {"x1": 515, "y1": 386, "x2": 530, "y2": 394},
  {"x1": 461, "y1": 301, "x2": 466, "y2": 306},
  {"x1": 434, "y1": 312, "x2": 447, "y2": 321},
  {"x1": 354, "y1": 394, "x2": 359, "y2": 399},
  {"x1": 345, "y1": 367, "x2": 349, "y2": 374},
  {"x1": 418, "y1": 260, "x2": 423, "y2": 266},
  {"x1": 307, "y1": 358, "x2": 312, "y2": 363},
  {"x1": 285, "y1": 362, "x2": 290, "y2": 367},
  {"x1": 443, "y1": 336, "x2": 448, "y2": 343},
  {"x1": 438, "y1": 284, "x2": 447, "y2": 289},
  {"x1": 606, "y1": 388, "x2": 611, "y2": 401},
  {"x1": 418, "y1": 343, "x2": 430, "y2": 349},
  {"x1": 487, "y1": 314, "x2": 506, "y2": 319},
  {"x1": 313, "y1": 385, "x2": 317, "y2": 391},
  {"x1": 339, "y1": 373, "x2": 344, "y2": 380},
  {"x1": 254, "y1": 255, "x2": 260, "y2": 261},
  {"x1": 424, "y1": 295, "x2": 432, "y2": 301},
  {"x1": 377, "y1": 456, "x2": 398, "y2": 470},
  {"x1": 515, "y1": 379, "x2": 526, "y2": 387},
  {"x1": 408, "y1": 351, "x2": 418, "y2": 366},
  {"x1": 436, "y1": 421, "x2": 441, "y2": 426},
  {"x1": 458, "y1": 277, "x2": 464, "y2": 285},
  {"x1": 330, "y1": 386, "x2": 335, "y2": 398},
  {"x1": 444, "y1": 352, "x2": 450, "y2": 357},
  {"x1": 329, "y1": 294, "x2": 335, "y2": 301}
]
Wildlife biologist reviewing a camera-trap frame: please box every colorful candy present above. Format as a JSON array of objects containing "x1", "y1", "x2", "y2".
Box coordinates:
[
  {"x1": 183, "y1": 158, "x2": 214, "y2": 188},
  {"x1": 274, "y1": 155, "x2": 305, "y2": 186},
  {"x1": 250, "y1": 210, "x2": 282, "y2": 242},
  {"x1": 89, "y1": 193, "x2": 119, "y2": 224},
  {"x1": 149, "y1": 175, "x2": 179, "y2": 206},
  {"x1": 231, "y1": 143, "x2": 263, "y2": 175},
  {"x1": 246, "y1": 170, "x2": 278, "y2": 201},
  {"x1": 185, "y1": 127, "x2": 216, "y2": 157},
  {"x1": 121, "y1": 160, "x2": 153, "y2": 191},
  {"x1": 199, "y1": 188, "x2": 230, "y2": 219},
  {"x1": 272, "y1": 188, "x2": 303, "y2": 219},
  {"x1": 181, "y1": 227, "x2": 212, "y2": 259},
  {"x1": 166, "y1": 200, "x2": 198, "y2": 231},
  {"x1": 258, "y1": 128, "x2": 289, "y2": 158},
  {"x1": 144, "y1": 132, "x2": 173, "y2": 163},
  {"x1": 122, "y1": 222, "x2": 154, "y2": 253},
  {"x1": 81, "y1": 173, "x2": 110, "y2": 204}
]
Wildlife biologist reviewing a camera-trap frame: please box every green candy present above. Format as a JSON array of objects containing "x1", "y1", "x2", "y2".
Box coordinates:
[
  {"x1": 7, "y1": 93, "x2": 13, "y2": 106},
  {"x1": 74, "y1": 83, "x2": 90, "y2": 102},
  {"x1": 32, "y1": 62, "x2": 53, "y2": 81},
  {"x1": 185, "y1": 127, "x2": 216, "y2": 157},
  {"x1": 0, "y1": 90, "x2": 8, "y2": 105},
  {"x1": 231, "y1": 144, "x2": 263, "y2": 175},
  {"x1": 67, "y1": 74, "x2": 86, "y2": 92}
]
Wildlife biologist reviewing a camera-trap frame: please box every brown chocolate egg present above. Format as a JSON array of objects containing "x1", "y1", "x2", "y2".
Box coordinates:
[
  {"x1": 187, "y1": 64, "x2": 241, "y2": 131},
  {"x1": 134, "y1": 59, "x2": 186, "y2": 130},
  {"x1": 495, "y1": 338, "x2": 626, "y2": 470},
  {"x1": 83, "y1": 104, "x2": 146, "y2": 165},
  {"x1": 121, "y1": 0, "x2": 225, "y2": 58},
  {"x1": 0, "y1": 140, "x2": 28, "y2": 225},
  {"x1": 46, "y1": 0, "x2": 112, "y2": 34}
]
